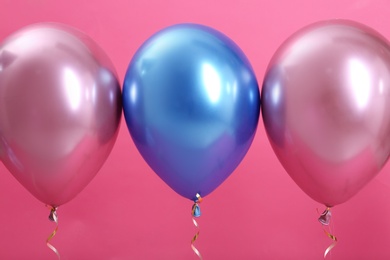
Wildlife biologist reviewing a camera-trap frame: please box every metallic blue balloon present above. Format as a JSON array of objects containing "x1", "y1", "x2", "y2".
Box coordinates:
[{"x1": 123, "y1": 24, "x2": 260, "y2": 201}]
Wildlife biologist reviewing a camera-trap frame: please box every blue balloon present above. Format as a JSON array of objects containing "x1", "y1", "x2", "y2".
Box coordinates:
[{"x1": 123, "y1": 24, "x2": 260, "y2": 201}]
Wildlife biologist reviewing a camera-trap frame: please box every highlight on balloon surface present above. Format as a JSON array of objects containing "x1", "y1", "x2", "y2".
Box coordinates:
[
  {"x1": 261, "y1": 19, "x2": 390, "y2": 257},
  {"x1": 0, "y1": 23, "x2": 122, "y2": 258},
  {"x1": 122, "y1": 23, "x2": 260, "y2": 258}
]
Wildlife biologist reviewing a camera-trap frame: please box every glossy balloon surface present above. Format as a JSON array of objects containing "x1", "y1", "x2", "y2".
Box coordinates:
[
  {"x1": 262, "y1": 20, "x2": 390, "y2": 206},
  {"x1": 123, "y1": 24, "x2": 260, "y2": 200},
  {"x1": 0, "y1": 23, "x2": 122, "y2": 207}
]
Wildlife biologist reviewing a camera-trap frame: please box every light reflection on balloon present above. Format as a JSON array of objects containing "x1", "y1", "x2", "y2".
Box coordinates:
[
  {"x1": 347, "y1": 58, "x2": 371, "y2": 110},
  {"x1": 63, "y1": 67, "x2": 82, "y2": 111},
  {"x1": 202, "y1": 63, "x2": 222, "y2": 103}
]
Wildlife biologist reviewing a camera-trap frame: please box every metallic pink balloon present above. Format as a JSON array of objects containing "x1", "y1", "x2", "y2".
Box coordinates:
[
  {"x1": 0, "y1": 23, "x2": 121, "y2": 207},
  {"x1": 262, "y1": 20, "x2": 390, "y2": 207}
]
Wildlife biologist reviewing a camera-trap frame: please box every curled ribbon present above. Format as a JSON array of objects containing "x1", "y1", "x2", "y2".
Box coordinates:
[
  {"x1": 191, "y1": 193, "x2": 203, "y2": 260},
  {"x1": 318, "y1": 207, "x2": 337, "y2": 258},
  {"x1": 46, "y1": 205, "x2": 60, "y2": 260}
]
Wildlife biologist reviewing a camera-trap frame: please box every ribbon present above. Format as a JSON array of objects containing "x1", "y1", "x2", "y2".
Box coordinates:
[
  {"x1": 191, "y1": 193, "x2": 203, "y2": 260},
  {"x1": 318, "y1": 207, "x2": 337, "y2": 258},
  {"x1": 46, "y1": 205, "x2": 60, "y2": 260}
]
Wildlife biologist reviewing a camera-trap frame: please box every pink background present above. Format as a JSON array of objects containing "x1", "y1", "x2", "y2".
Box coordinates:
[{"x1": 1, "y1": 0, "x2": 390, "y2": 259}]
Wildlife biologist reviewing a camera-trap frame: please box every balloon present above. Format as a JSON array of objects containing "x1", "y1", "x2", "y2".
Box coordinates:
[
  {"x1": 262, "y1": 20, "x2": 390, "y2": 207},
  {"x1": 123, "y1": 24, "x2": 260, "y2": 201},
  {"x1": 0, "y1": 23, "x2": 122, "y2": 207}
]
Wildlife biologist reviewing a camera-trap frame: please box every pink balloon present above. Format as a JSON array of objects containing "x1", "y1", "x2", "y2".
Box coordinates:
[
  {"x1": 0, "y1": 23, "x2": 121, "y2": 207},
  {"x1": 262, "y1": 20, "x2": 390, "y2": 207}
]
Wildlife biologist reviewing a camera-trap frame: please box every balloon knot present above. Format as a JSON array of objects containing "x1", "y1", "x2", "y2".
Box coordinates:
[
  {"x1": 46, "y1": 205, "x2": 58, "y2": 222},
  {"x1": 192, "y1": 193, "x2": 202, "y2": 217},
  {"x1": 318, "y1": 207, "x2": 331, "y2": 226}
]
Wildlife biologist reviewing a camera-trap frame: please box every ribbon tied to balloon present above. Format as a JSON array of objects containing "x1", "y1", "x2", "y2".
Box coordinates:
[
  {"x1": 0, "y1": 23, "x2": 122, "y2": 258},
  {"x1": 122, "y1": 23, "x2": 260, "y2": 258},
  {"x1": 262, "y1": 20, "x2": 390, "y2": 257}
]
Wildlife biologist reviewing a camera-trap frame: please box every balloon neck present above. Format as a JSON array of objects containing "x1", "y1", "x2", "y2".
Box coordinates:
[
  {"x1": 46, "y1": 205, "x2": 58, "y2": 222},
  {"x1": 191, "y1": 193, "x2": 202, "y2": 218},
  {"x1": 318, "y1": 207, "x2": 332, "y2": 225}
]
